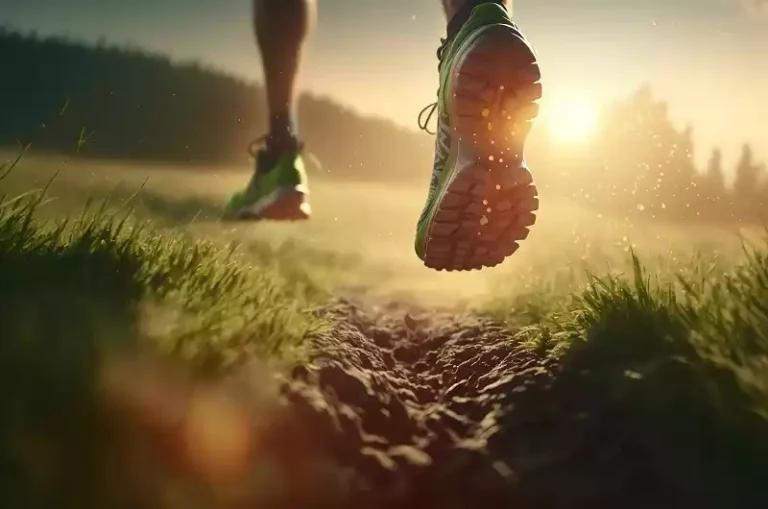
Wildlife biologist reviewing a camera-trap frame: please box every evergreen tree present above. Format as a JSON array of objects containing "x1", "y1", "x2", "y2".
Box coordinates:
[
  {"x1": 670, "y1": 124, "x2": 697, "y2": 212},
  {"x1": 706, "y1": 148, "x2": 726, "y2": 200},
  {"x1": 697, "y1": 147, "x2": 728, "y2": 219},
  {"x1": 734, "y1": 144, "x2": 760, "y2": 203},
  {"x1": 755, "y1": 162, "x2": 768, "y2": 218},
  {"x1": 706, "y1": 148, "x2": 724, "y2": 187}
]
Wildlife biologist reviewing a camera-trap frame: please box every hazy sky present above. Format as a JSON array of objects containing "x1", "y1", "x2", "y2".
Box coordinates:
[{"x1": 2, "y1": 0, "x2": 767, "y2": 169}]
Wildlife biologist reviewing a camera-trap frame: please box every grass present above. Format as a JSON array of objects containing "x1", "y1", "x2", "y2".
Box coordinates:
[
  {"x1": 0, "y1": 162, "x2": 327, "y2": 370},
  {"x1": 485, "y1": 241, "x2": 768, "y2": 506},
  {"x1": 0, "y1": 149, "x2": 425, "y2": 298},
  {"x1": 0, "y1": 152, "x2": 340, "y2": 507},
  {"x1": 3, "y1": 147, "x2": 768, "y2": 506}
]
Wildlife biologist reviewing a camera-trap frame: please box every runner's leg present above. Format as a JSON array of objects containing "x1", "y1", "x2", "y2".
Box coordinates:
[{"x1": 253, "y1": 0, "x2": 316, "y2": 150}]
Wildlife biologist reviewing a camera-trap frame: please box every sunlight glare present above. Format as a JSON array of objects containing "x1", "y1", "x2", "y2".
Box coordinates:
[{"x1": 546, "y1": 95, "x2": 598, "y2": 143}]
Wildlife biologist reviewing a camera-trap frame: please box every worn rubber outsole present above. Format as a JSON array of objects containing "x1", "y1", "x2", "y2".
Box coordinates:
[
  {"x1": 422, "y1": 26, "x2": 541, "y2": 272},
  {"x1": 233, "y1": 189, "x2": 311, "y2": 222}
]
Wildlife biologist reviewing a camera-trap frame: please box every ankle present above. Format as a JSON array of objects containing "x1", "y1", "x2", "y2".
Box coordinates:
[
  {"x1": 268, "y1": 112, "x2": 298, "y2": 145},
  {"x1": 266, "y1": 132, "x2": 301, "y2": 155}
]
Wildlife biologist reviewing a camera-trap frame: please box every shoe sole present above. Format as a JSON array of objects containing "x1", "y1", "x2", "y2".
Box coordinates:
[
  {"x1": 422, "y1": 25, "x2": 541, "y2": 272},
  {"x1": 234, "y1": 188, "x2": 311, "y2": 222}
]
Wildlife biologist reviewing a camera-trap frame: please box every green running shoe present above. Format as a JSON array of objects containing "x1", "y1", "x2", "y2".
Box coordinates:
[
  {"x1": 225, "y1": 137, "x2": 311, "y2": 221},
  {"x1": 415, "y1": 3, "x2": 542, "y2": 271}
]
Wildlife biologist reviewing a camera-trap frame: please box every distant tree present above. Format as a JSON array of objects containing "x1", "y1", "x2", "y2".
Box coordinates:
[
  {"x1": 634, "y1": 83, "x2": 654, "y2": 110},
  {"x1": 732, "y1": 143, "x2": 768, "y2": 221},
  {"x1": 665, "y1": 124, "x2": 698, "y2": 218},
  {"x1": 734, "y1": 144, "x2": 761, "y2": 202},
  {"x1": 705, "y1": 148, "x2": 725, "y2": 190},
  {"x1": 590, "y1": 85, "x2": 702, "y2": 219},
  {"x1": 695, "y1": 147, "x2": 730, "y2": 219},
  {"x1": 706, "y1": 148, "x2": 727, "y2": 203},
  {"x1": 754, "y1": 162, "x2": 768, "y2": 219}
]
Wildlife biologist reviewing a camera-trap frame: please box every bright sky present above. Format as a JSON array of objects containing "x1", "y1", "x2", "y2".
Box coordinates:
[{"x1": 3, "y1": 0, "x2": 768, "y2": 169}]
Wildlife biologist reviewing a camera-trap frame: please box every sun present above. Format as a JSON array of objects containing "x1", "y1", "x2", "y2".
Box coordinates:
[{"x1": 545, "y1": 95, "x2": 598, "y2": 143}]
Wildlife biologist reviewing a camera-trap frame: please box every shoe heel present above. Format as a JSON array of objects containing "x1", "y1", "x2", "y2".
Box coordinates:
[{"x1": 258, "y1": 189, "x2": 311, "y2": 221}]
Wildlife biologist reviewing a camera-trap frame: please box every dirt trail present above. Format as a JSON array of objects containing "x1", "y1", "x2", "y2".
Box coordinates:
[
  {"x1": 94, "y1": 297, "x2": 711, "y2": 509},
  {"x1": 252, "y1": 299, "x2": 691, "y2": 509}
]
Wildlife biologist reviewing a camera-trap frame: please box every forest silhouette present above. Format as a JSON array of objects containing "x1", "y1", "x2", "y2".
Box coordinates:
[{"x1": 1, "y1": 28, "x2": 766, "y2": 225}]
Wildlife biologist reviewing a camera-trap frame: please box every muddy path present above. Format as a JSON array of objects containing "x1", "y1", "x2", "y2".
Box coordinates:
[{"x1": 238, "y1": 299, "x2": 696, "y2": 509}]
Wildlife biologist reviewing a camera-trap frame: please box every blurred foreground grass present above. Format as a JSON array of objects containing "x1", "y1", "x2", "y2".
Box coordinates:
[
  {"x1": 0, "y1": 151, "x2": 346, "y2": 507},
  {"x1": 0, "y1": 149, "x2": 360, "y2": 508}
]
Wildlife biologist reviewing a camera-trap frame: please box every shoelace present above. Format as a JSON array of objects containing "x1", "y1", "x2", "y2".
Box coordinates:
[
  {"x1": 418, "y1": 103, "x2": 439, "y2": 136},
  {"x1": 247, "y1": 135, "x2": 323, "y2": 174},
  {"x1": 246, "y1": 134, "x2": 270, "y2": 160},
  {"x1": 417, "y1": 37, "x2": 451, "y2": 136}
]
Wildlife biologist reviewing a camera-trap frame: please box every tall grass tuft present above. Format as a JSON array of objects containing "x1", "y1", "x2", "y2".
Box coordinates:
[{"x1": 488, "y1": 245, "x2": 768, "y2": 506}]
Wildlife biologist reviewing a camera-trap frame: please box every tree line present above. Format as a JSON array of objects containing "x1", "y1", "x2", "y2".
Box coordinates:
[
  {"x1": 1, "y1": 29, "x2": 765, "y2": 225},
  {"x1": 530, "y1": 85, "x2": 768, "y2": 224},
  {"x1": 0, "y1": 28, "x2": 435, "y2": 181}
]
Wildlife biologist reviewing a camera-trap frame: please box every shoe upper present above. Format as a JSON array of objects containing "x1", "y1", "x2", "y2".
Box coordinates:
[
  {"x1": 226, "y1": 144, "x2": 308, "y2": 215},
  {"x1": 247, "y1": 148, "x2": 308, "y2": 198}
]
